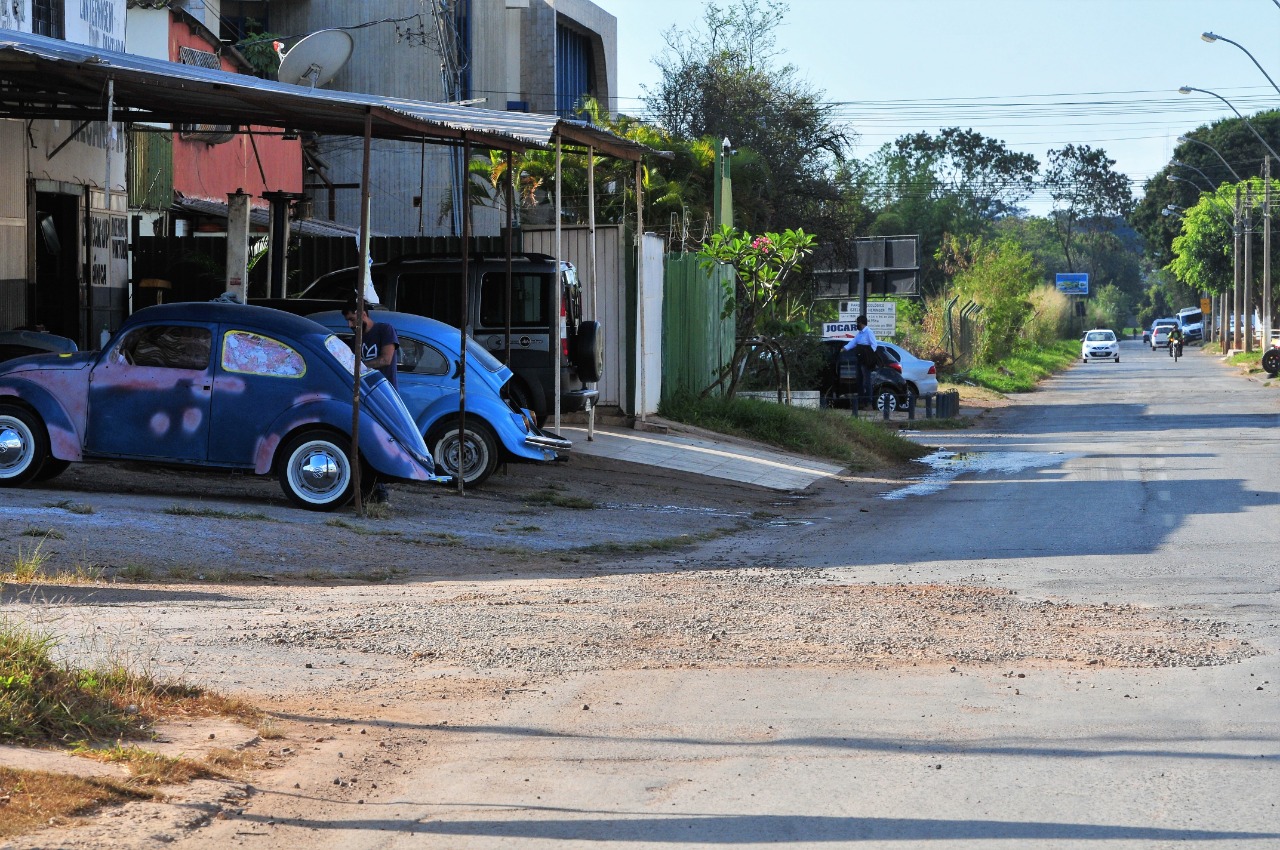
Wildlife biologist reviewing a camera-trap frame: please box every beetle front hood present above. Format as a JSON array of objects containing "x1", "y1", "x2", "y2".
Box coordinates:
[{"x1": 0, "y1": 351, "x2": 94, "y2": 377}]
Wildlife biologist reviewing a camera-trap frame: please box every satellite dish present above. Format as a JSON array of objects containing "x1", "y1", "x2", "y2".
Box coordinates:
[{"x1": 277, "y1": 29, "x2": 354, "y2": 89}]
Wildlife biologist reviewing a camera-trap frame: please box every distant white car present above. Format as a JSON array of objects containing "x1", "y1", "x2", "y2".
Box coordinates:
[
  {"x1": 877, "y1": 341, "x2": 939, "y2": 396},
  {"x1": 1151, "y1": 325, "x2": 1174, "y2": 351},
  {"x1": 1082, "y1": 329, "x2": 1120, "y2": 363}
]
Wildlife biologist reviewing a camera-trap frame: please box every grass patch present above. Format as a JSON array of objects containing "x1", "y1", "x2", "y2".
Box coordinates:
[
  {"x1": 6, "y1": 539, "x2": 52, "y2": 583},
  {"x1": 324, "y1": 518, "x2": 402, "y2": 536},
  {"x1": 162, "y1": 506, "x2": 275, "y2": 522},
  {"x1": 0, "y1": 619, "x2": 258, "y2": 747},
  {"x1": 523, "y1": 489, "x2": 596, "y2": 510},
  {"x1": 1227, "y1": 349, "x2": 1263, "y2": 372},
  {"x1": 965, "y1": 340, "x2": 1080, "y2": 393},
  {"x1": 572, "y1": 526, "x2": 743, "y2": 556},
  {"x1": 75, "y1": 744, "x2": 217, "y2": 785},
  {"x1": 659, "y1": 393, "x2": 930, "y2": 471},
  {"x1": 20, "y1": 527, "x2": 64, "y2": 540},
  {"x1": 42, "y1": 500, "x2": 95, "y2": 515},
  {"x1": 0, "y1": 767, "x2": 160, "y2": 838},
  {"x1": 115, "y1": 564, "x2": 153, "y2": 582}
]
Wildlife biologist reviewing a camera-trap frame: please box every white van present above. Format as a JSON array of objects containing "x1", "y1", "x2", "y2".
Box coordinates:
[{"x1": 1178, "y1": 307, "x2": 1203, "y2": 343}]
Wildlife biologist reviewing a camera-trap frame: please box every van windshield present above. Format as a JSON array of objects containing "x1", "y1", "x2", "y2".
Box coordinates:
[{"x1": 1180, "y1": 311, "x2": 1202, "y2": 324}]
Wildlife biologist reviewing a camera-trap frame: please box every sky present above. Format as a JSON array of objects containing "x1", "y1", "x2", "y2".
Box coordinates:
[{"x1": 592, "y1": 0, "x2": 1280, "y2": 213}]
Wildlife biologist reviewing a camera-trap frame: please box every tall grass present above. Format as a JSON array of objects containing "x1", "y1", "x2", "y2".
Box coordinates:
[
  {"x1": 660, "y1": 393, "x2": 931, "y2": 471},
  {"x1": 0, "y1": 619, "x2": 255, "y2": 745},
  {"x1": 965, "y1": 340, "x2": 1080, "y2": 393}
]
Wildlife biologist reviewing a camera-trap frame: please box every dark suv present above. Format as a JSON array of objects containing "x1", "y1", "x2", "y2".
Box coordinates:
[{"x1": 262, "y1": 253, "x2": 602, "y2": 421}]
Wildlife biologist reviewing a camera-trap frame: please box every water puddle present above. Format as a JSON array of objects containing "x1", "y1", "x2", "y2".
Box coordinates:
[
  {"x1": 598, "y1": 503, "x2": 751, "y2": 520},
  {"x1": 764, "y1": 518, "x2": 815, "y2": 528},
  {"x1": 880, "y1": 449, "x2": 1080, "y2": 500}
]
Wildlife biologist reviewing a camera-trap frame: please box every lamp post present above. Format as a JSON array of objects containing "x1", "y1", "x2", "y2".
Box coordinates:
[
  {"x1": 1171, "y1": 159, "x2": 1218, "y2": 189},
  {"x1": 1178, "y1": 86, "x2": 1280, "y2": 162},
  {"x1": 1168, "y1": 172, "x2": 1213, "y2": 193},
  {"x1": 1177, "y1": 135, "x2": 1243, "y2": 181},
  {"x1": 1201, "y1": 32, "x2": 1280, "y2": 98}
]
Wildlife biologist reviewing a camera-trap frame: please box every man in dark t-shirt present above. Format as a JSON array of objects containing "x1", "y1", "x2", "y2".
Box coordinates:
[
  {"x1": 342, "y1": 300, "x2": 400, "y2": 504},
  {"x1": 342, "y1": 301, "x2": 399, "y2": 389}
]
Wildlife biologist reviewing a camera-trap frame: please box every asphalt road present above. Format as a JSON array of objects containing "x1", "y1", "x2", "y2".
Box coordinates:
[{"x1": 167, "y1": 338, "x2": 1280, "y2": 849}]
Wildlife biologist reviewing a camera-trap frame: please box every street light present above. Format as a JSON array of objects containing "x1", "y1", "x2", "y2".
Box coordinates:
[
  {"x1": 1178, "y1": 86, "x2": 1280, "y2": 161},
  {"x1": 1171, "y1": 159, "x2": 1217, "y2": 189},
  {"x1": 1201, "y1": 32, "x2": 1280, "y2": 98},
  {"x1": 1176, "y1": 134, "x2": 1243, "y2": 181},
  {"x1": 1167, "y1": 172, "x2": 1213, "y2": 192}
]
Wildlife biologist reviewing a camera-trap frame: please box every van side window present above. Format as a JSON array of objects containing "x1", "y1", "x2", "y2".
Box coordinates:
[
  {"x1": 397, "y1": 273, "x2": 462, "y2": 326},
  {"x1": 480, "y1": 272, "x2": 549, "y2": 327}
]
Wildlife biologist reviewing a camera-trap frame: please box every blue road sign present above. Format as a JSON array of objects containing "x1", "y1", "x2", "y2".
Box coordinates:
[{"x1": 1056, "y1": 273, "x2": 1089, "y2": 295}]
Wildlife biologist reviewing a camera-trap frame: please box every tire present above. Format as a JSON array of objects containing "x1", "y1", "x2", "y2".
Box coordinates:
[
  {"x1": 0, "y1": 405, "x2": 49, "y2": 487},
  {"x1": 278, "y1": 430, "x2": 356, "y2": 511},
  {"x1": 507, "y1": 380, "x2": 543, "y2": 422},
  {"x1": 1115, "y1": 356, "x2": 1120, "y2": 363},
  {"x1": 572, "y1": 320, "x2": 603, "y2": 384},
  {"x1": 874, "y1": 387, "x2": 899, "y2": 413},
  {"x1": 34, "y1": 459, "x2": 70, "y2": 482},
  {"x1": 1262, "y1": 348, "x2": 1280, "y2": 377},
  {"x1": 427, "y1": 419, "x2": 499, "y2": 488}
]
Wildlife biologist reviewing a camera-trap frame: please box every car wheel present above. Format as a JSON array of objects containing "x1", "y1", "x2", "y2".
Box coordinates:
[
  {"x1": 278, "y1": 430, "x2": 356, "y2": 511},
  {"x1": 1115, "y1": 356, "x2": 1120, "y2": 363},
  {"x1": 427, "y1": 419, "x2": 499, "y2": 488},
  {"x1": 572, "y1": 320, "x2": 604, "y2": 384},
  {"x1": 0, "y1": 405, "x2": 49, "y2": 487},
  {"x1": 874, "y1": 387, "x2": 899, "y2": 413},
  {"x1": 1262, "y1": 348, "x2": 1280, "y2": 377}
]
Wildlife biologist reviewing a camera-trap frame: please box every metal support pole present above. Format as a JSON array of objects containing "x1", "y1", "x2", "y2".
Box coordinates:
[
  {"x1": 1245, "y1": 182, "x2": 1254, "y2": 352},
  {"x1": 587, "y1": 146, "x2": 597, "y2": 441},
  {"x1": 457, "y1": 137, "x2": 471, "y2": 494},
  {"x1": 351, "y1": 109, "x2": 373, "y2": 515},
  {"x1": 553, "y1": 136, "x2": 563, "y2": 432},
  {"x1": 636, "y1": 158, "x2": 646, "y2": 423}
]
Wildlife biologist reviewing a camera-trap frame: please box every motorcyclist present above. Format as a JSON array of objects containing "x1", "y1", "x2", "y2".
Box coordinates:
[{"x1": 1168, "y1": 325, "x2": 1184, "y2": 357}]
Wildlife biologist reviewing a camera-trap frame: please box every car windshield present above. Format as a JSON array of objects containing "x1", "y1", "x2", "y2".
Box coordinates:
[{"x1": 1086, "y1": 331, "x2": 1115, "y2": 341}]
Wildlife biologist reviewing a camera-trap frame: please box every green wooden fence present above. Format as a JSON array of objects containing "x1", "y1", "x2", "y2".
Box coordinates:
[{"x1": 661, "y1": 254, "x2": 735, "y2": 401}]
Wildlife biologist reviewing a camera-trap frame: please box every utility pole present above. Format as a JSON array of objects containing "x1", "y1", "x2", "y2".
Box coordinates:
[
  {"x1": 1266, "y1": 157, "x2": 1273, "y2": 347},
  {"x1": 1234, "y1": 186, "x2": 1243, "y2": 350},
  {"x1": 1245, "y1": 181, "x2": 1254, "y2": 352}
]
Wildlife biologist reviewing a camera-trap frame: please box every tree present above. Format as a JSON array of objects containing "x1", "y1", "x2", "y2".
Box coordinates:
[
  {"x1": 938, "y1": 235, "x2": 1043, "y2": 364},
  {"x1": 698, "y1": 225, "x2": 816, "y2": 396},
  {"x1": 644, "y1": 0, "x2": 852, "y2": 232},
  {"x1": 1131, "y1": 112, "x2": 1280, "y2": 268},
  {"x1": 1043, "y1": 144, "x2": 1134, "y2": 273},
  {"x1": 890, "y1": 128, "x2": 1039, "y2": 221}
]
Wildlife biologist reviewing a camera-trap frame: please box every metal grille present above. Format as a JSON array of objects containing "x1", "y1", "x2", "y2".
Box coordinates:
[
  {"x1": 178, "y1": 47, "x2": 222, "y2": 70},
  {"x1": 556, "y1": 25, "x2": 593, "y2": 118},
  {"x1": 32, "y1": 0, "x2": 63, "y2": 39}
]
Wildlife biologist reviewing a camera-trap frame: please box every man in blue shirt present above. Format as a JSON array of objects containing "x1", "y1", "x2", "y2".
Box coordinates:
[{"x1": 841, "y1": 315, "x2": 878, "y2": 404}]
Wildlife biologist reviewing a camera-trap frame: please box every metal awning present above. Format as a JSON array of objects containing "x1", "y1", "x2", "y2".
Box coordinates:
[
  {"x1": 0, "y1": 30, "x2": 649, "y2": 160},
  {"x1": 172, "y1": 196, "x2": 373, "y2": 238}
]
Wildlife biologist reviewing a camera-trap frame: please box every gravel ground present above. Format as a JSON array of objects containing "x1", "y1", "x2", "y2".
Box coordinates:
[{"x1": 0, "y1": 431, "x2": 1264, "y2": 849}]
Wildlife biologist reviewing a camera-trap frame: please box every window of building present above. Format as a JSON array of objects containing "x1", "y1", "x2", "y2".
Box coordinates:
[
  {"x1": 32, "y1": 0, "x2": 64, "y2": 39},
  {"x1": 556, "y1": 24, "x2": 595, "y2": 118}
]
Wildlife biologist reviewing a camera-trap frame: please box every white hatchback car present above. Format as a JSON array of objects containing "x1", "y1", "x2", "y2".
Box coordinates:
[
  {"x1": 1082, "y1": 329, "x2": 1120, "y2": 363},
  {"x1": 877, "y1": 341, "x2": 939, "y2": 396}
]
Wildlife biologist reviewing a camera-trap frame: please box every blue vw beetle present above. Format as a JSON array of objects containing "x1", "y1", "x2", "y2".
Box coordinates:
[
  {"x1": 309, "y1": 310, "x2": 572, "y2": 488},
  {"x1": 0, "y1": 303, "x2": 440, "y2": 511}
]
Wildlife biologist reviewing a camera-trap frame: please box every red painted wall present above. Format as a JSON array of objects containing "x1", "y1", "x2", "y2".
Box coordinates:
[{"x1": 170, "y1": 25, "x2": 302, "y2": 205}]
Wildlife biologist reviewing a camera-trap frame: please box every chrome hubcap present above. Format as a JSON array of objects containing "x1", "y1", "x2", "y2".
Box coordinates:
[{"x1": 0, "y1": 421, "x2": 32, "y2": 474}]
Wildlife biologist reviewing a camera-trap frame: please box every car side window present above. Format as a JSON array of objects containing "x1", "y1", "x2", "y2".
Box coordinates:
[
  {"x1": 400, "y1": 338, "x2": 449, "y2": 376},
  {"x1": 480, "y1": 272, "x2": 549, "y2": 327},
  {"x1": 115, "y1": 325, "x2": 212, "y2": 370},
  {"x1": 221, "y1": 331, "x2": 306, "y2": 378}
]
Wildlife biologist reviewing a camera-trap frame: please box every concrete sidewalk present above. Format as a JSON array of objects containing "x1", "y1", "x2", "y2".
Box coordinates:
[{"x1": 559, "y1": 424, "x2": 845, "y2": 491}]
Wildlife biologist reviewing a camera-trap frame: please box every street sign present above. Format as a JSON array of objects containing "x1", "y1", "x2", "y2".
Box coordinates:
[
  {"x1": 1055, "y1": 273, "x2": 1089, "y2": 295},
  {"x1": 1201, "y1": 297, "x2": 1212, "y2": 314},
  {"x1": 824, "y1": 302, "x2": 896, "y2": 339}
]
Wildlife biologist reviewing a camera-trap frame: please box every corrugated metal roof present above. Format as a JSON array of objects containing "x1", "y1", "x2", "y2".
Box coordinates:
[
  {"x1": 0, "y1": 30, "x2": 650, "y2": 160},
  {"x1": 172, "y1": 196, "x2": 372, "y2": 238}
]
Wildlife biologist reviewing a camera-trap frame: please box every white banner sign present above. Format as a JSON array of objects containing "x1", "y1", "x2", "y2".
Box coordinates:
[{"x1": 826, "y1": 302, "x2": 896, "y2": 337}]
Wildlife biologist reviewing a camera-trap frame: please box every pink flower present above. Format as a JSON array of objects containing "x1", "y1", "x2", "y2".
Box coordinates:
[{"x1": 751, "y1": 236, "x2": 772, "y2": 251}]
